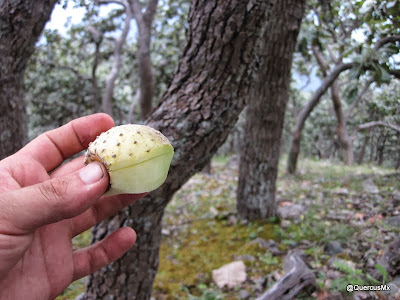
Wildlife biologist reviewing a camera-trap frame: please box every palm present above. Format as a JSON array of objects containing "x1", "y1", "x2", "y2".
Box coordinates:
[{"x1": 0, "y1": 114, "x2": 144, "y2": 300}]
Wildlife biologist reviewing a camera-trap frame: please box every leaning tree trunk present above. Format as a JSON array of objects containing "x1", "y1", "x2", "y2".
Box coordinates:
[
  {"x1": 84, "y1": 0, "x2": 272, "y2": 299},
  {"x1": 0, "y1": 0, "x2": 57, "y2": 159},
  {"x1": 287, "y1": 62, "x2": 353, "y2": 174},
  {"x1": 237, "y1": 0, "x2": 305, "y2": 220}
]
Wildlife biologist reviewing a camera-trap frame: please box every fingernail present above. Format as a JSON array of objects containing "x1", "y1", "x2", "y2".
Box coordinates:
[{"x1": 79, "y1": 163, "x2": 104, "y2": 184}]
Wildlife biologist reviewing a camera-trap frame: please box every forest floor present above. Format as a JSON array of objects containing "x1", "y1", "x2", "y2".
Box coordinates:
[{"x1": 57, "y1": 156, "x2": 400, "y2": 300}]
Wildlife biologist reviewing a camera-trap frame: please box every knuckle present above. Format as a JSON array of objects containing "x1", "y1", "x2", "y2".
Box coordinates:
[{"x1": 38, "y1": 178, "x2": 69, "y2": 209}]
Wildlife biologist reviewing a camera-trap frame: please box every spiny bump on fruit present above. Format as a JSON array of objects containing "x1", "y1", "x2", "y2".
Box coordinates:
[{"x1": 84, "y1": 124, "x2": 174, "y2": 196}]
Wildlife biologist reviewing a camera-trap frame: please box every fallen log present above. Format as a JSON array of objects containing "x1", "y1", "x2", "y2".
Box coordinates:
[{"x1": 256, "y1": 250, "x2": 316, "y2": 300}]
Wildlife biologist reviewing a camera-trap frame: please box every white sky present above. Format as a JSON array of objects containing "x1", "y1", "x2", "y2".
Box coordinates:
[{"x1": 46, "y1": 2, "x2": 123, "y2": 34}]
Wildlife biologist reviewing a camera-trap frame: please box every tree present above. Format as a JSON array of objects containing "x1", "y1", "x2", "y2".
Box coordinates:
[
  {"x1": 286, "y1": 0, "x2": 400, "y2": 173},
  {"x1": 84, "y1": 1, "x2": 272, "y2": 298},
  {"x1": 98, "y1": 0, "x2": 158, "y2": 119},
  {"x1": 236, "y1": 0, "x2": 305, "y2": 220},
  {"x1": 0, "y1": 0, "x2": 57, "y2": 159}
]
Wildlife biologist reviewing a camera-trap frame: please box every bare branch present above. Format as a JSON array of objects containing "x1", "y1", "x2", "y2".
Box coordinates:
[
  {"x1": 374, "y1": 35, "x2": 400, "y2": 51},
  {"x1": 346, "y1": 79, "x2": 373, "y2": 117},
  {"x1": 143, "y1": 0, "x2": 158, "y2": 24},
  {"x1": 293, "y1": 62, "x2": 354, "y2": 134},
  {"x1": 131, "y1": 0, "x2": 144, "y2": 25},
  {"x1": 312, "y1": 46, "x2": 329, "y2": 75},
  {"x1": 101, "y1": 0, "x2": 133, "y2": 116},
  {"x1": 388, "y1": 69, "x2": 400, "y2": 79},
  {"x1": 97, "y1": 0, "x2": 127, "y2": 8},
  {"x1": 356, "y1": 121, "x2": 400, "y2": 133},
  {"x1": 327, "y1": 45, "x2": 340, "y2": 64}
]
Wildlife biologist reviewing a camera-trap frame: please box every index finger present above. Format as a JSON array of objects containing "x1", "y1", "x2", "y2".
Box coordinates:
[{"x1": 19, "y1": 113, "x2": 115, "y2": 172}]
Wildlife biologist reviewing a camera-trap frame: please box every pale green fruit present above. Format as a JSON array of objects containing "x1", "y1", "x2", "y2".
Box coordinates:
[{"x1": 84, "y1": 124, "x2": 174, "y2": 196}]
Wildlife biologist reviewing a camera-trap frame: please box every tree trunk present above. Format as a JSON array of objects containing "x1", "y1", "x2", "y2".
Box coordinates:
[
  {"x1": 357, "y1": 133, "x2": 369, "y2": 165},
  {"x1": 84, "y1": 0, "x2": 271, "y2": 299},
  {"x1": 377, "y1": 134, "x2": 386, "y2": 166},
  {"x1": 237, "y1": 0, "x2": 305, "y2": 220},
  {"x1": 330, "y1": 81, "x2": 354, "y2": 165},
  {"x1": 395, "y1": 145, "x2": 400, "y2": 170},
  {"x1": 132, "y1": 0, "x2": 158, "y2": 120},
  {"x1": 0, "y1": 0, "x2": 57, "y2": 159},
  {"x1": 101, "y1": 2, "x2": 133, "y2": 117},
  {"x1": 137, "y1": 22, "x2": 155, "y2": 120}
]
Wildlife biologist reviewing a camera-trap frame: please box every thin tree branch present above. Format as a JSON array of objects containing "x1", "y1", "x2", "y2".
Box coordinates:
[
  {"x1": 131, "y1": 0, "x2": 144, "y2": 26},
  {"x1": 101, "y1": 0, "x2": 133, "y2": 116},
  {"x1": 312, "y1": 46, "x2": 328, "y2": 76},
  {"x1": 373, "y1": 35, "x2": 400, "y2": 51},
  {"x1": 388, "y1": 69, "x2": 400, "y2": 79},
  {"x1": 346, "y1": 79, "x2": 373, "y2": 118},
  {"x1": 356, "y1": 121, "x2": 400, "y2": 134},
  {"x1": 97, "y1": 0, "x2": 127, "y2": 9},
  {"x1": 143, "y1": 0, "x2": 158, "y2": 24}
]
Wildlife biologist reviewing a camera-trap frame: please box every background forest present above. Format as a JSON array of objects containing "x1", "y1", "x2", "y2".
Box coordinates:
[
  {"x1": 26, "y1": 0, "x2": 399, "y2": 170},
  {"x1": 1, "y1": 0, "x2": 400, "y2": 299}
]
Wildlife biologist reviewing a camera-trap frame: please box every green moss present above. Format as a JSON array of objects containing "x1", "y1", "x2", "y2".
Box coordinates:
[
  {"x1": 154, "y1": 219, "x2": 276, "y2": 298},
  {"x1": 55, "y1": 279, "x2": 86, "y2": 300}
]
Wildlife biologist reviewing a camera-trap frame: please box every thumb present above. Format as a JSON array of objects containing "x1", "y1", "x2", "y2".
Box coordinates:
[{"x1": 0, "y1": 162, "x2": 109, "y2": 233}]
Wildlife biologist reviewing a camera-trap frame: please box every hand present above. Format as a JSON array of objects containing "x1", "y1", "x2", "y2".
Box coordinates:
[{"x1": 0, "y1": 114, "x2": 145, "y2": 299}]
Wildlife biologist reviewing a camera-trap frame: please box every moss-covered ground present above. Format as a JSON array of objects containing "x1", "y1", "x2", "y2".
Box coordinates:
[{"x1": 58, "y1": 156, "x2": 399, "y2": 299}]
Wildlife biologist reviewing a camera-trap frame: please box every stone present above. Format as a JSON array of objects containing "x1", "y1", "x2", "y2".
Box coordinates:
[
  {"x1": 277, "y1": 204, "x2": 305, "y2": 220},
  {"x1": 235, "y1": 254, "x2": 256, "y2": 261},
  {"x1": 376, "y1": 237, "x2": 400, "y2": 278},
  {"x1": 362, "y1": 178, "x2": 379, "y2": 194},
  {"x1": 249, "y1": 238, "x2": 282, "y2": 255},
  {"x1": 353, "y1": 291, "x2": 370, "y2": 300},
  {"x1": 386, "y1": 276, "x2": 400, "y2": 298},
  {"x1": 328, "y1": 258, "x2": 356, "y2": 270},
  {"x1": 333, "y1": 188, "x2": 349, "y2": 195},
  {"x1": 212, "y1": 261, "x2": 247, "y2": 289},
  {"x1": 161, "y1": 228, "x2": 170, "y2": 236},
  {"x1": 324, "y1": 241, "x2": 343, "y2": 256},
  {"x1": 385, "y1": 216, "x2": 400, "y2": 227},
  {"x1": 238, "y1": 289, "x2": 251, "y2": 299},
  {"x1": 326, "y1": 270, "x2": 341, "y2": 280}
]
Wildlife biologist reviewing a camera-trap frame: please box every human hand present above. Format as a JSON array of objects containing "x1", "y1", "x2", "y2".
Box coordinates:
[{"x1": 0, "y1": 114, "x2": 145, "y2": 299}]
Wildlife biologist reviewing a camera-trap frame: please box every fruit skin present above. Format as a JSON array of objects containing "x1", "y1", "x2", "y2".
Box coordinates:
[{"x1": 84, "y1": 124, "x2": 174, "y2": 195}]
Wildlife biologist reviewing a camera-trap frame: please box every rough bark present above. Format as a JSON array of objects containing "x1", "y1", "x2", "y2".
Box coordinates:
[
  {"x1": 0, "y1": 0, "x2": 57, "y2": 159},
  {"x1": 237, "y1": 0, "x2": 305, "y2": 220},
  {"x1": 131, "y1": 0, "x2": 158, "y2": 120},
  {"x1": 84, "y1": 1, "x2": 271, "y2": 299}
]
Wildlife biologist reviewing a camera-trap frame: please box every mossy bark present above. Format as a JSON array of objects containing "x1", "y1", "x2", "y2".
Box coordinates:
[
  {"x1": 0, "y1": 0, "x2": 57, "y2": 159},
  {"x1": 84, "y1": 0, "x2": 272, "y2": 299},
  {"x1": 236, "y1": 0, "x2": 305, "y2": 220}
]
